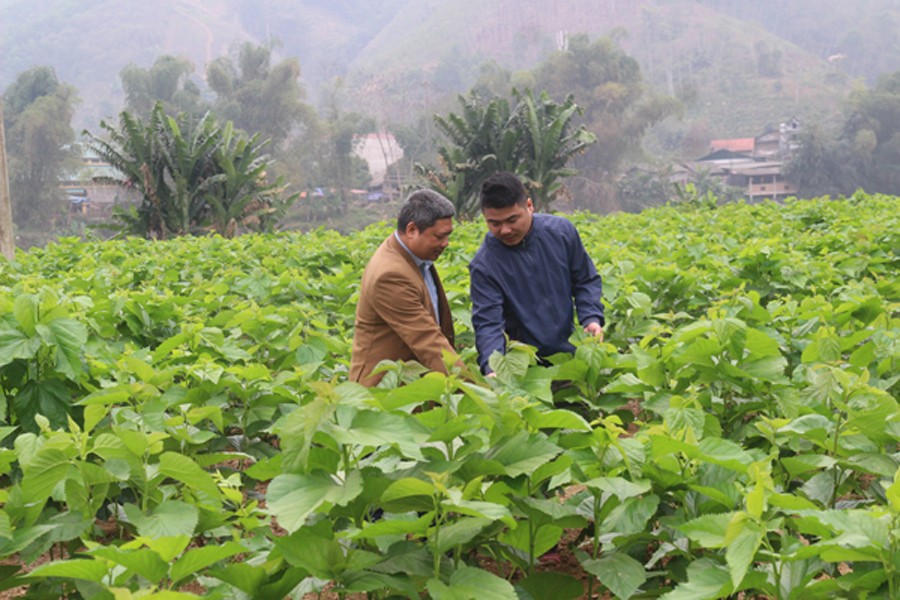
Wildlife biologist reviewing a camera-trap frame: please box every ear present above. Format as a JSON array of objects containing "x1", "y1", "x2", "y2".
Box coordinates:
[
  {"x1": 405, "y1": 221, "x2": 419, "y2": 237},
  {"x1": 526, "y1": 198, "x2": 534, "y2": 212}
]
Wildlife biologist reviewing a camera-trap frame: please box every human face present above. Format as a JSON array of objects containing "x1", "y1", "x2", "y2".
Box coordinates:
[
  {"x1": 403, "y1": 217, "x2": 453, "y2": 261},
  {"x1": 482, "y1": 198, "x2": 534, "y2": 246}
]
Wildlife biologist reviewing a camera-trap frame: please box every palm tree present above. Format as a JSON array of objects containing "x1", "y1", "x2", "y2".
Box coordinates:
[
  {"x1": 416, "y1": 89, "x2": 596, "y2": 219},
  {"x1": 515, "y1": 90, "x2": 596, "y2": 211},
  {"x1": 85, "y1": 103, "x2": 295, "y2": 239}
]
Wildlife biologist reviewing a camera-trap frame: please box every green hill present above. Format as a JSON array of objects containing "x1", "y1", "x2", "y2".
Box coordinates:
[{"x1": 2, "y1": 0, "x2": 898, "y2": 143}]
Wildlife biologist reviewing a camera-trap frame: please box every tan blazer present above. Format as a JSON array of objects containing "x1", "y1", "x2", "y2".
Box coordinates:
[{"x1": 350, "y1": 234, "x2": 456, "y2": 386}]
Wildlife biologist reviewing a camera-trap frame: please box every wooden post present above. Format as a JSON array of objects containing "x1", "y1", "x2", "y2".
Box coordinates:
[{"x1": 0, "y1": 100, "x2": 14, "y2": 260}]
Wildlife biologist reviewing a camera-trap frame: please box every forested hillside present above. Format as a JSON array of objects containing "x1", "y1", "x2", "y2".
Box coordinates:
[{"x1": 2, "y1": 0, "x2": 898, "y2": 137}]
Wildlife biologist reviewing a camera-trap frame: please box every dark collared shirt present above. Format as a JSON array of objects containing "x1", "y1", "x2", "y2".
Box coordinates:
[{"x1": 469, "y1": 213, "x2": 604, "y2": 373}]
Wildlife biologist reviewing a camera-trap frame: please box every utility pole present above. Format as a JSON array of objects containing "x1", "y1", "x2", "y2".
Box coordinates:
[{"x1": 0, "y1": 100, "x2": 15, "y2": 260}]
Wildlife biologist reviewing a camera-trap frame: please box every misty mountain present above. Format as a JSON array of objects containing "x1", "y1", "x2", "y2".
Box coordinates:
[{"x1": 2, "y1": 0, "x2": 899, "y2": 140}]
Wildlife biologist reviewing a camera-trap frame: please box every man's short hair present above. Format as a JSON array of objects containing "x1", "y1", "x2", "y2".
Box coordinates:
[
  {"x1": 398, "y1": 189, "x2": 455, "y2": 232},
  {"x1": 480, "y1": 172, "x2": 527, "y2": 210}
]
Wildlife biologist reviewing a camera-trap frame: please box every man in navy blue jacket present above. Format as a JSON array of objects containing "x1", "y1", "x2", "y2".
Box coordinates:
[{"x1": 469, "y1": 171, "x2": 605, "y2": 375}]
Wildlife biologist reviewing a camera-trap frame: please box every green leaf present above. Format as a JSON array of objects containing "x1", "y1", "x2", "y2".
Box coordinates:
[
  {"x1": 0, "y1": 510, "x2": 11, "y2": 540},
  {"x1": 522, "y1": 408, "x2": 591, "y2": 431},
  {"x1": 725, "y1": 523, "x2": 763, "y2": 588},
  {"x1": 170, "y1": 541, "x2": 246, "y2": 584},
  {"x1": 124, "y1": 500, "x2": 199, "y2": 538},
  {"x1": 489, "y1": 342, "x2": 533, "y2": 383},
  {"x1": 27, "y1": 559, "x2": 108, "y2": 583},
  {"x1": 660, "y1": 559, "x2": 732, "y2": 600},
  {"x1": 516, "y1": 572, "x2": 583, "y2": 600},
  {"x1": 501, "y1": 523, "x2": 562, "y2": 559},
  {"x1": 697, "y1": 437, "x2": 755, "y2": 473},
  {"x1": 435, "y1": 517, "x2": 493, "y2": 553},
  {"x1": 886, "y1": 469, "x2": 900, "y2": 512},
  {"x1": 13, "y1": 379, "x2": 72, "y2": 432},
  {"x1": 428, "y1": 566, "x2": 518, "y2": 600},
  {"x1": 601, "y1": 495, "x2": 659, "y2": 537},
  {"x1": 158, "y1": 452, "x2": 222, "y2": 508},
  {"x1": 485, "y1": 431, "x2": 561, "y2": 477},
  {"x1": 582, "y1": 553, "x2": 646, "y2": 600},
  {"x1": 36, "y1": 318, "x2": 88, "y2": 379},
  {"x1": 12, "y1": 294, "x2": 38, "y2": 334},
  {"x1": 742, "y1": 356, "x2": 787, "y2": 381},
  {"x1": 743, "y1": 328, "x2": 781, "y2": 357},
  {"x1": 379, "y1": 373, "x2": 446, "y2": 409},
  {"x1": 329, "y1": 410, "x2": 428, "y2": 461},
  {"x1": 679, "y1": 512, "x2": 734, "y2": 548},
  {"x1": 0, "y1": 327, "x2": 40, "y2": 366},
  {"x1": 267, "y1": 471, "x2": 363, "y2": 534},
  {"x1": 350, "y1": 513, "x2": 432, "y2": 539},
  {"x1": 583, "y1": 477, "x2": 652, "y2": 501},
  {"x1": 206, "y1": 563, "x2": 269, "y2": 594},
  {"x1": 134, "y1": 535, "x2": 192, "y2": 564},
  {"x1": 21, "y1": 446, "x2": 72, "y2": 504},
  {"x1": 443, "y1": 499, "x2": 513, "y2": 525},
  {"x1": 273, "y1": 523, "x2": 343, "y2": 578},
  {"x1": 87, "y1": 546, "x2": 169, "y2": 584},
  {"x1": 517, "y1": 497, "x2": 585, "y2": 528},
  {"x1": 382, "y1": 478, "x2": 436, "y2": 502}
]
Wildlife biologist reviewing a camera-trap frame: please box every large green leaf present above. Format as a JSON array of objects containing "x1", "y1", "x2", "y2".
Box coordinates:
[
  {"x1": 36, "y1": 318, "x2": 88, "y2": 379},
  {"x1": 328, "y1": 409, "x2": 429, "y2": 460},
  {"x1": 725, "y1": 521, "x2": 764, "y2": 588},
  {"x1": 170, "y1": 541, "x2": 246, "y2": 584},
  {"x1": 87, "y1": 546, "x2": 169, "y2": 584},
  {"x1": 427, "y1": 566, "x2": 517, "y2": 600},
  {"x1": 435, "y1": 517, "x2": 493, "y2": 554},
  {"x1": 0, "y1": 327, "x2": 41, "y2": 366},
  {"x1": 601, "y1": 495, "x2": 660, "y2": 537},
  {"x1": 660, "y1": 559, "x2": 733, "y2": 600},
  {"x1": 158, "y1": 452, "x2": 222, "y2": 508},
  {"x1": 20, "y1": 446, "x2": 72, "y2": 504},
  {"x1": 582, "y1": 552, "x2": 647, "y2": 600},
  {"x1": 205, "y1": 563, "x2": 269, "y2": 594},
  {"x1": 484, "y1": 431, "x2": 561, "y2": 477},
  {"x1": 267, "y1": 471, "x2": 363, "y2": 533},
  {"x1": 679, "y1": 512, "x2": 734, "y2": 548},
  {"x1": 124, "y1": 500, "x2": 199, "y2": 538},
  {"x1": 27, "y1": 559, "x2": 108, "y2": 583},
  {"x1": 516, "y1": 572, "x2": 583, "y2": 600},
  {"x1": 13, "y1": 379, "x2": 72, "y2": 432}
]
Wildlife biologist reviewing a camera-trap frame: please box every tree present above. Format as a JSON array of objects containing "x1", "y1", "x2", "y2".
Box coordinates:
[
  {"x1": 841, "y1": 71, "x2": 900, "y2": 193},
  {"x1": 416, "y1": 89, "x2": 596, "y2": 219},
  {"x1": 120, "y1": 55, "x2": 208, "y2": 121},
  {"x1": 784, "y1": 72, "x2": 900, "y2": 199},
  {"x1": 2, "y1": 66, "x2": 78, "y2": 230},
  {"x1": 207, "y1": 42, "x2": 310, "y2": 149},
  {"x1": 530, "y1": 34, "x2": 681, "y2": 210},
  {"x1": 84, "y1": 103, "x2": 296, "y2": 239},
  {"x1": 783, "y1": 127, "x2": 862, "y2": 198},
  {"x1": 516, "y1": 90, "x2": 597, "y2": 210},
  {"x1": 281, "y1": 78, "x2": 373, "y2": 220},
  {"x1": 0, "y1": 100, "x2": 14, "y2": 259},
  {"x1": 417, "y1": 92, "x2": 519, "y2": 218}
]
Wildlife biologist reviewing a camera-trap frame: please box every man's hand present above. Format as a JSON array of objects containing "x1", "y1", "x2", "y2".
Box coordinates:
[{"x1": 584, "y1": 321, "x2": 604, "y2": 342}]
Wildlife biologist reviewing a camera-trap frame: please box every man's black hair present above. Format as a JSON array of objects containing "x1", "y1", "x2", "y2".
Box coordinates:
[{"x1": 480, "y1": 172, "x2": 527, "y2": 211}]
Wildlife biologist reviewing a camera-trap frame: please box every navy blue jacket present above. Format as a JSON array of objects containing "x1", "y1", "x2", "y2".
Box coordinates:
[{"x1": 469, "y1": 213, "x2": 604, "y2": 373}]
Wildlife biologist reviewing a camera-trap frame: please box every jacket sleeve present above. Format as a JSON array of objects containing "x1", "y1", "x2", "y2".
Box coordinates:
[
  {"x1": 469, "y1": 263, "x2": 506, "y2": 374},
  {"x1": 568, "y1": 227, "x2": 605, "y2": 328},
  {"x1": 369, "y1": 268, "x2": 456, "y2": 373}
]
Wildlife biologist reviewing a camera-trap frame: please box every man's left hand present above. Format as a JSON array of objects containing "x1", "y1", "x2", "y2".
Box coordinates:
[{"x1": 584, "y1": 322, "x2": 604, "y2": 341}]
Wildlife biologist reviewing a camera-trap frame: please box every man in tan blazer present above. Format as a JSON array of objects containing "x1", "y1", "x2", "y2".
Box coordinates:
[{"x1": 350, "y1": 190, "x2": 458, "y2": 386}]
